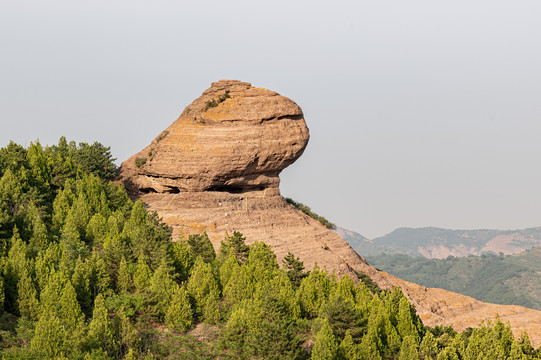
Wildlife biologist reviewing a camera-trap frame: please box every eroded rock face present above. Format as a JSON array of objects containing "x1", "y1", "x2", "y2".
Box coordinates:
[{"x1": 119, "y1": 80, "x2": 309, "y2": 194}]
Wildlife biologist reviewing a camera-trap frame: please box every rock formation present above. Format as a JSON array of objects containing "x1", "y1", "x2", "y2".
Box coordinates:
[
  {"x1": 119, "y1": 80, "x2": 541, "y2": 347},
  {"x1": 119, "y1": 80, "x2": 309, "y2": 195}
]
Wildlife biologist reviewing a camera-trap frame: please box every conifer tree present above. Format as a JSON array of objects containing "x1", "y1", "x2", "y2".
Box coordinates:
[
  {"x1": 133, "y1": 251, "x2": 152, "y2": 292},
  {"x1": 297, "y1": 265, "x2": 332, "y2": 318},
  {"x1": 219, "y1": 231, "x2": 250, "y2": 263},
  {"x1": 17, "y1": 266, "x2": 39, "y2": 320},
  {"x1": 186, "y1": 257, "x2": 220, "y2": 317},
  {"x1": 311, "y1": 318, "x2": 339, "y2": 360},
  {"x1": 397, "y1": 296, "x2": 422, "y2": 343},
  {"x1": 86, "y1": 213, "x2": 108, "y2": 249},
  {"x1": 319, "y1": 291, "x2": 365, "y2": 341},
  {"x1": 0, "y1": 275, "x2": 4, "y2": 313},
  {"x1": 148, "y1": 260, "x2": 176, "y2": 318},
  {"x1": 27, "y1": 203, "x2": 49, "y2": 250},
  {"x1": 244, "y1": 241, "x2": 279, "y2": 284},
  {"x1": 398, "y1": 335, "x2": 420, "y2": 360},
  {"x1": 167, "y1": 240, "x2": 194, "y2": 282},
  {"x1": 436, "y1": 346, "x2": 459, "y2": 360},
  {"x1": 72, "y1": 256, "x2": 92, "y2": 315},
  {"x1": 223, "y1": 265, "x2": 253, "y2": 307},
  {"x1": 118, "y1": 308, "x2": 140, "y2": 358},
  {"x1": 165, "y1": 285, "x2": 193, "y2": 333},
  {"x1": 31, "y1": 309, "x2": 67, "y2": 359},
  {"x1": 419, "y1": 331, "x2": 438, "y2": 360},
  {"x1": 117, "y1": 256, "x2": 132, "y2": 293},
  {"x1": 59, "y1": 279, "x2": 85, "y2": 351},
  {"x1": 282, "y1": 252, "x2": 309, "y2": 288},
  {"x1": 88, "y1": 293, "x2": 116, "y2": 355},
  {"x1": 202, "y1": 289, "x2": 221, "y2": 324},
  {"x1": 187, "y1": 231, "x2": 216, "y2": 263},
  {"x1": 339, "y1": 330, "x2": 361, "y2": 360},
  {"x1": 40, "y1": 268, "x2": 68, "y2": 314}
]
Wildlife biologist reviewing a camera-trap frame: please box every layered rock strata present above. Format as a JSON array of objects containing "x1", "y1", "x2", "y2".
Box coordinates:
[
  {"x1": 120, "y1": 80, "x2": 541, "y2": 347},
  {"x1": 119, "y1": 80, "x2": 309, "y2": 194}
]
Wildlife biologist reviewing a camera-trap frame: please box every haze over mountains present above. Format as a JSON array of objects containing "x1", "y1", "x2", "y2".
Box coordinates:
[{"x1": 338, "y1": 226, "x2": 541, "y2": 259}]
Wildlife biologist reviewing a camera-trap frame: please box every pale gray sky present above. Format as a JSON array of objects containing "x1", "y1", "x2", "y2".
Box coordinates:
[{"x1": 2, "y1": 1, "x2": 541, "y2": 238}]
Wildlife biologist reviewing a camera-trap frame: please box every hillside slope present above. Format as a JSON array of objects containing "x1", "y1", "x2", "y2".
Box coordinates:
[
  {"x1": 342, "y1": 226, "x2": 541, "y2": 259},
  {"x1": 367, "y1": 248, "x2": 541, "y2": 310},
  {"x1": 121, "y1": 80, "x2": 541, "y2": 347}
]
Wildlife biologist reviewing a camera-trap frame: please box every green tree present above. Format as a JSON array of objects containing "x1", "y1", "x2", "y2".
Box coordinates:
[
  {"x1": 167, "y1": 240, "x2": 194, "y2": 282},
  {"x1": 148, "y1": 260, "x2": 176, "y2": 318},
  {"x1": 186, "y1": 232, "x2": 216, "y2": 263},
  {"x1": 311, "y1": 318, "x2": 339, "y2": 360},
  {"x1": 398, "y1": 335, "x2": 420, "y2": 360},
  {"x1": 219, "y1": 231, "x2": 250, "y2": 263},
  {"x1": 223, "y1": 265, "x2": 254, "y2": 307},
  {"x1": 297, "y1": 265, "x2": 332, "y2": 318},
  {"x1": 133, "y1": 251, "x2": 152, "y2": 292},
  {"x1": 165, "y1": 285, "x2": 193, "y2": 333},
  {"x1": 17, "y1": 267, "x2": 39, "y2": 320},
  {"x1": 282, "y1": 252, "x2": 309, "y2": 288},
  {"x1": 186, "y1": 257, "x2": 220, "y2": 317},
  {"x1": 117, "y1": 256, "x2": 132, "y2": 293},
  {"x1": 88, "y1": 293, "x2": 116, "y2": 355},
  {"x1": 31, "y1": 309, "x2": 67, "y2": 359},
  {"x1": 244, "y1": 241, "x2": 279, "y2": 284},
  {"x1": 419, "y1": 331, "x2": 438, "y2": 360},
  {"x1": 339, "y1": 330, "x2": 361, "y2": 360}
]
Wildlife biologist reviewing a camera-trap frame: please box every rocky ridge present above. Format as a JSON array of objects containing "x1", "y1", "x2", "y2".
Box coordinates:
[{"x1": 119, "y1": 80, "x2": 541, "y2": 346}]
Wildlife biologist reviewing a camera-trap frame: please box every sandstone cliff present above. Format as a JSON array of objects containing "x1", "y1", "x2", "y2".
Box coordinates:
[{"x1": 119, "y1": 80, "x2": 541, "y2": 346}]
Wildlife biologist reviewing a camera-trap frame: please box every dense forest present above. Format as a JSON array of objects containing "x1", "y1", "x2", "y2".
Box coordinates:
[
  {"x1": 367, "y1": 251, "x2": 541, "y2": 311},
  {"x1": 0, "y1": 138, "x2": 539, "y2": 359}
]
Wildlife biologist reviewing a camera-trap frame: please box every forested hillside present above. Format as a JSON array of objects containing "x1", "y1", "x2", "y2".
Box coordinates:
[
  {"x1": 367, "y1": 249, "x2": 541, "y2": 311},
  {"x1": 0, "y1": 139, "x2": 538, "y2": 359},
  {"x1": 342, "y1": 226, "x2": 541, "y2": 259}
]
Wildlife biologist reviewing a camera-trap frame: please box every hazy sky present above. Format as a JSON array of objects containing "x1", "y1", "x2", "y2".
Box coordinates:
[{"x1": 2, "y1": 1, "x2": 541, "y2": 238}]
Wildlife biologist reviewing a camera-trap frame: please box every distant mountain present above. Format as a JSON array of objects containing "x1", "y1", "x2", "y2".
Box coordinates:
[
  {"x1": 365, "y1": 247, "x2": 541, "y2": 311},
  {"x1": 339, "y1": 226, "x2": 541, "y2": 259}
]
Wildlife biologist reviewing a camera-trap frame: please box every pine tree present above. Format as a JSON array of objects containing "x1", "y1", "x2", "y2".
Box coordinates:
[
  {"x1": 202, "y1": 289, "x2": 221, "y2": 324},
  {"x1": 219, "y1": 250, "x2": 239, "y2": 288},
  {"x1": 88, "y1": 293, "x2": 116, "y2": 355},
  {"x1": 223, "y1": 265, "x2": 254, "y2": 307},
  {"x1": 297, "y1": 265, "x2": 332, "y2": 318},
  {"x1": 17, "y1": 266, "x2": 39, "y2": 320},
  {"x1": 72, "y1": 256, "x2": 92, "y2": 315},
  {"x1": 31, "y1": 309, "x2": 67, "y2": 358},
  {"x1": 165, "y1": 285, "x2": 193, "y2": 333},
  {"x1": 186, "y1": 257, "x2": 220, "y2": 317},
  {"x1": 117, "y1": 256, "x2": 132, "y2": 293},
  {"x1": 167, "y1": 240, "x2": 194, "y2": 282},
  {"x1": 398, "y1": 335, "x2": 420, "y2": 360},
  {"x1": 59, "y1": 279, "x2": 85, "y2": 351},
  {"x1": 419, "y1": 331, "x2": 438, "y2": 360},
  {"x1": 311, "y1": 318, "x2": 339, "y2": 360},
  {"x1": 319, "y1": 291, "x2": 365, "y2": 341},
  {"x1": 436, "y1": 346, "x2": 459, "y2": 360},
  {"x1": 148, "y1": 260, "x2": 176, "y2": 318},
  {"x1": 397, "y1": 296, "x2": 422, "y2": 343},
  {"x1": 339, "y1": 330, "x2": 361, "y2": 360},
  {"x1": 186, "y1": 232, "x2": 216, "y2": 263},
  {"x1": 282, "y1": 252, "x2": 309, "y2": 288},
  {"x1": 219, "y1": 231, "x2": 250, "y2": 263},
  {"x1": 133, "y1": 251, "x2": 152, "y2": 292},
  {"x1": 118, "y1": 308, "x2": 140, "y2": 358},
  {"x1": 244, "y1": 241, "x2": 278, "y2": 284}
]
